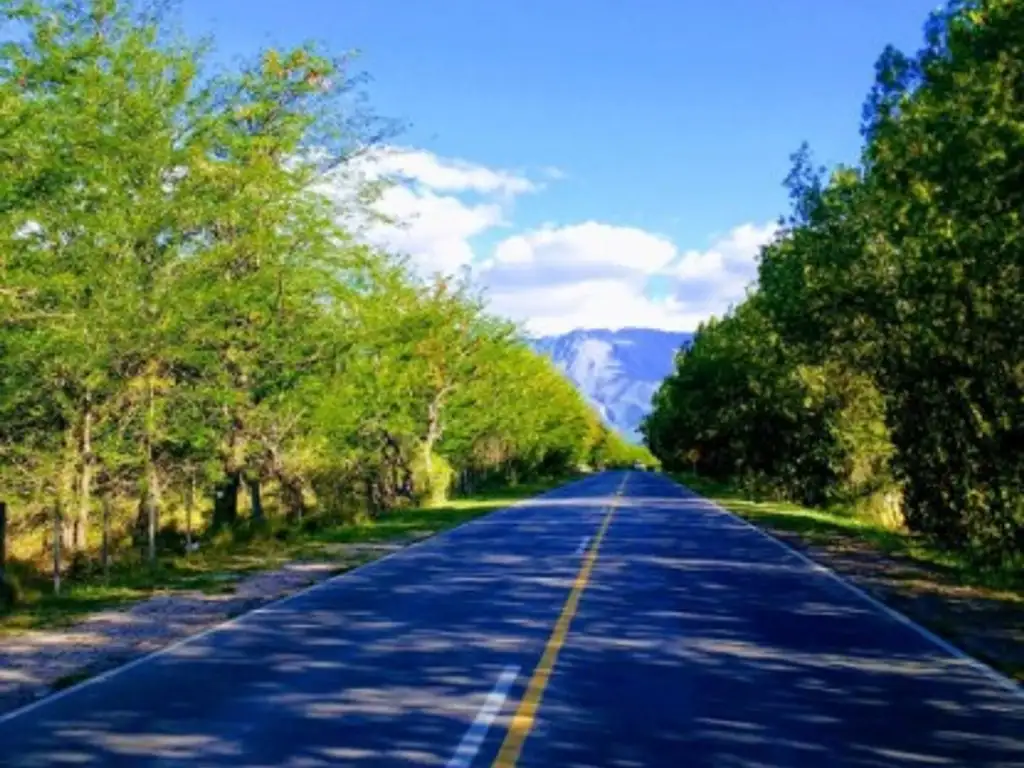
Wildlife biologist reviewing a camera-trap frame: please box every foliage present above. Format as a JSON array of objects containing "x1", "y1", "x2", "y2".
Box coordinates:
[
  {"x1": 646, "y1": 0, "x2": 1024, "y2": 562},
  {"x1": 643, "y1": 299, "x2": 894, "y2": 509},
  {"x1": 0, "y1": 0, "x2": 618, "y2": 596}
]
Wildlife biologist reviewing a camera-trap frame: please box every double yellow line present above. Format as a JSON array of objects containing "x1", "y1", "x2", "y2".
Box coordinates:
[{"x1": 492, "y1": 475, "x2": 628, "y2": 767}]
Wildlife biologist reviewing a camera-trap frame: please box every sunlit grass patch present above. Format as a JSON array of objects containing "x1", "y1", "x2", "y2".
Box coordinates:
[{"x1": 674, "y1": 472, "x2": 1024, "y2": 592}]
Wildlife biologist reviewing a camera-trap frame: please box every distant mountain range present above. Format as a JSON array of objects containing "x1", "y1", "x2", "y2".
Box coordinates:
[{"x1": 530, "y1": 328, "x2": 693, "y2": 441}]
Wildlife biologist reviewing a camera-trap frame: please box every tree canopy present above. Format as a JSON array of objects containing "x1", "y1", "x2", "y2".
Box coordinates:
[
  {"x1": 644, "y1": 0, "x2": 1023, "y2": 562},
  {"x1": 0, "y1": 0, "x2": 642, "y2": 582}
]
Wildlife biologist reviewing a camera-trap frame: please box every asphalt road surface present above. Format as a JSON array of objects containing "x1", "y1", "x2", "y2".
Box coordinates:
[{"x1": 0, "y1": 471, "x2": 1021, "y2": 767}]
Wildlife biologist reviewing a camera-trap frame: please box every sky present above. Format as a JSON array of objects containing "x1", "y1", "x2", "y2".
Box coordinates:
[{"x1": 181, "y1": 0, "x2": 941, "y2": 335}]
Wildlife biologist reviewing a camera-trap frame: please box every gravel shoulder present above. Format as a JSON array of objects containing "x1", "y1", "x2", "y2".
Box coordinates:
[
  {"x1": 0, "y1": 543, "x2": 410, "y2": 716},
  {"x1": 0, "y1": 478, "x2": 576, "y2": 718},
  {"x1": 677, "y1": 473, "x2": 1024, "y2": 686}
]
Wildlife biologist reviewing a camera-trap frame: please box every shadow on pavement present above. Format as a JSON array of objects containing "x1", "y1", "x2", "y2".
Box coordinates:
[
  {"x1": 0, "y1": 472, "x2": 1021, "y2": 767},
  {"x1": 518, "y1": 475, "x2": 1024, "y2": 767}
]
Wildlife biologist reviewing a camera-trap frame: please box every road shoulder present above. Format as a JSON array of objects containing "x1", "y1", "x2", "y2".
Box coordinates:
[
  {"x1": 0, "y1": 476, "x2": 586, "y2": 718},
  {"x1": 672, "y1": 472, "x2": 1024, "y2": 688}
]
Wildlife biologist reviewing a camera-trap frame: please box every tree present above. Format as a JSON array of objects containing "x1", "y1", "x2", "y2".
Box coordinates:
[{"x1": 0, "y1": 0, "x2": 617, "y2": 600}]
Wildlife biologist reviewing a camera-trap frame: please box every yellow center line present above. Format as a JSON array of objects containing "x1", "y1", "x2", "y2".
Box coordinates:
[{"x1": 492, "y1": 474, "x2": 629, "y2": 768}]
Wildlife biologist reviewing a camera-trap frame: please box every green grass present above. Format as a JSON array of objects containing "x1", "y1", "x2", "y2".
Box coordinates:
[
  {"x1": 673, "y1": 472, "x2": 1024, "y2": 592},
  {"x1": 0, "y1": 475, "x2": 577, "y2": 635}
]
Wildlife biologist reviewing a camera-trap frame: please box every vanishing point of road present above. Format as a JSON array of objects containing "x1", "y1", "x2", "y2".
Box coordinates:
[{"x1": 0, "y1": 471, "x2": 1021, "y2": 767}]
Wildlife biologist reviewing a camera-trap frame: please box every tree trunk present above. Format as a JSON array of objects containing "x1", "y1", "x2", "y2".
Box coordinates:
[
  {"x1": 280, "y1": 474, "x2": 305, "y2": 523},
  {"x1": 185, "y1": 472, "x2": 195, "y2": 552},
  {"x1": 214, "y1": 414, "x2": 246, "y2": 529},
  {"x1": 0, "y1": 501, "x2": 7, "y2": 591},
  {"x1": 136, "y1": 372, "x2": 160, "y2": 565},
  {"x1": 145, "y1": 462, "x2": 159, "y2": 565},
  {"x1": 60, "y1": 436, "x2": 76, "y2": 554},
  {"x1": 52, "y1": 500, "x2": 62, "y2": 595},
  {"x1": 248, "y1": 476, "x2": 264, "y2": 522},
  {"x1": 101, "y1": 495, "x2": 111, "y2": 582},
  {"x1": 424, "y1": 396, "x2": 444, "y2": 476},
  {"x1": 74, "y1": 400, "x2": 93, "y2": 551},
  {"x1": 213, "y1": 471, "x2": 240, "y2": 529},
  {"x1": 364, "y1": 471, "x2": 383, "y2": 518}
]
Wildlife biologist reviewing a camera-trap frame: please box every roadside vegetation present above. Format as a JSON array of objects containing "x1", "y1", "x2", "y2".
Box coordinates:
[
  {"x1": 645, "y1": 0, "x2": 1023, "y2": 678},
  {"x1": 1, "y1": 476, "x2": 575, "y2": 634},
  {"x1": 644, "y1": 0, "x2": 1024, "y2": 570},
  {"x1": 677, "y1": 473, "x2": 1024, "y2": 594},
  {"x1": 0, "y1": 0, "x2": 656, "y2": 623}
]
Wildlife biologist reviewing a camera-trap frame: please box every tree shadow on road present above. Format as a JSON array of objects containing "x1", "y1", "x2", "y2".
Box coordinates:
[{"x1": 1, "y1": 474, "x2": 1022, "y2": 767}]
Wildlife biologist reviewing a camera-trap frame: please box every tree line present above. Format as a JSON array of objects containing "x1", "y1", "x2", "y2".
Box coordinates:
[
  {"x1": 0, "y1": 0, "x2": 650, "y2": 601},
  {"x1": 643, "y1": 0, "x2": 1023, "y2": 563}
]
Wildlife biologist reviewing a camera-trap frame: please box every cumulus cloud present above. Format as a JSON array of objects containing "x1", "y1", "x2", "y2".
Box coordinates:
[
  {"x1": 323, "y1": 146, "x2": 537, "y2": 277},
  {"x1": 349, "y1": 146, "x2": 536, "y2": 197},
  {"x1": 323, "y1": 144, "x2": 778, "y2": 333},
  {"x1": 474, "y1": 220, "x2": 778, "y2": 335},
  {"x1": 487, "y1": 222, "x2": 677, "y2": 281},
  {"x1": 363, "y1": 185, "x2": 505, "y2": 275},
  {"x1": 668, "y1": 222, "x2": 777, "y2": 288},
  {"x1": 541, "y1": 166, "x2": 567, "y2": 181},
  {"x1": 475, "y1": 223, "x2": 683, "y2": 333},
  {"x1": 484, "y1": 279, "x2": 704, "y2": 336}
]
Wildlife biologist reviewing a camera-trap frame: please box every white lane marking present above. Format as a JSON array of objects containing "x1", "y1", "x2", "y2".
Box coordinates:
[
  {"x1": 669, "y1": 477, "x2": 1024, "y2": 701},
  {"x1": 446, "y1": 665, "x2": 520, "y2": 768},
  {"x1": 0, "y1": 475, "x2": 608, "y2": 727},
  {"x1": 575, "y1": 536, "x2": 591, "y2": 555}
]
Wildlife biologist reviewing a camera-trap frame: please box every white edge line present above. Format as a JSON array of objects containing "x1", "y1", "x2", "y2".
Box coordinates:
[
  {"x1": 446, "y1": 664, "x2": 520, "y2": 768},
  {"x1": 0, "y1": 474, "x2": 603, "y2": 727},
  {"x1": 669, "y1": 476, "x2": 1024, "y2": 701},
  {"x1": 575, "y1": 536, "x2": 591, "y2": 555}
]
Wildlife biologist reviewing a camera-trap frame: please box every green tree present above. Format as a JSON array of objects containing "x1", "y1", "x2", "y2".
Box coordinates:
[{"x1": 757, "y1": 0, "x2": 1024, "y2": 559}]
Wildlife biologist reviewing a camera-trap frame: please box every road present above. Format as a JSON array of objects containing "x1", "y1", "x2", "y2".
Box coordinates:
[{"x1": 0, "y1": 471, "x2": 1021, "y2": 767}]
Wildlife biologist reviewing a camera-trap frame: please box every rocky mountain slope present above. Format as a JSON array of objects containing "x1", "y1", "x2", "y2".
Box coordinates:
[{"x1": 530, "y1": 328, "x2": 692, "y2": 440}]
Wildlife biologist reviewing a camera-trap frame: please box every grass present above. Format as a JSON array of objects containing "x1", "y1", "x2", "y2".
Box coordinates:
[
  {"x1": 0, "y1": 474, "x2": 577, "y2": 636},
  {"x1": 673, "y1": 472, "x2": 1024, "y2": 592},
  {"x1": 673, "y1": 471, "x2": 1024, "y2": 683}
]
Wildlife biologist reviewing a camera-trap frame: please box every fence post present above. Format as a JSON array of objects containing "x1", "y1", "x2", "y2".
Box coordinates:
[{"x1": 52, "y1": 501, "x2": 62, "y2": 596}]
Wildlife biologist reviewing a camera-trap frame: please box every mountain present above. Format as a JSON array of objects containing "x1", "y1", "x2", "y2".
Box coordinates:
[{"x1": 530, "y1": 327, "x2": 692, "y2": 441}]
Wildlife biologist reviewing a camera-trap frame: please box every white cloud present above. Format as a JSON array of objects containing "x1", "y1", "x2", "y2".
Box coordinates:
[
  {"x1": 669, "y1": 222, "x2": 777, "y2": 281},
  {"x1": 356, "y1": 146, "x2": 536, "y2": 196},
  {"x1": 473, "y1": 220, "x2": 778, "y2": 335},
  {"x1": 473, "y1": 222, "x2": 681, "y2": 334},
  {"x1": 488, "y1": 222, "x2": 677, "y2": 278},
  {"x1": 322, "y1": 144, "x2": 778, "y2": 333},
  {"x1": 484, "y1": 279, "x2": 703, "y2": 336},
  {"x1": 322, "y1": 146, "x2": 536, "y2": 277},
  {"x1": 364, "y1": 185, "x2": 505, "y2": 275}
]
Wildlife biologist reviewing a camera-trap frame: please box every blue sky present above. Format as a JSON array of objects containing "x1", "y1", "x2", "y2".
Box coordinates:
[{"x1": 181, "y1": 0, "x2": 940, "y2": 334}]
